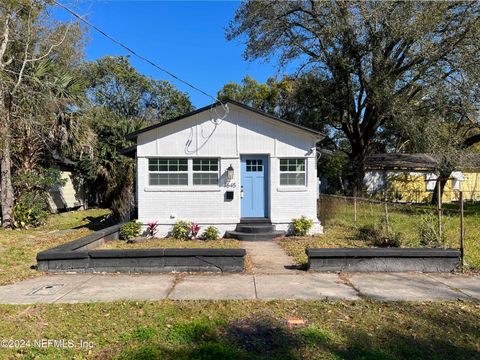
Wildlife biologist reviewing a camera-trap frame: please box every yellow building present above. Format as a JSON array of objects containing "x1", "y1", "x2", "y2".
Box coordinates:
[
  {"x1": 47, "y1": 153, "x2": 86, "y2": 212},
  {"x1": 364, "y1": 153, "x2": 480, "y2": 203}
]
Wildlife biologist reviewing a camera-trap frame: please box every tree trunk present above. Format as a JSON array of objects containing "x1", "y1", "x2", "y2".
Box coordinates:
[
  {"x1": 350, "y1": 150, "x2": 367, "y2": 196},
  {"x1": 0, "y1": 84, "x2": 14, "y2": 227},
  {"x1": 0, "y1": 119, "x2": 14, "y2": 228},
  {"x1": 431, "y1": 174, "x2": 449, "y2": 206}
]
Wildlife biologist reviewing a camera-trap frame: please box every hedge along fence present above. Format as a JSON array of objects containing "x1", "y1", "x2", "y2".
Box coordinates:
[
  {"x1": 317, "y1": 192, "x2": 480, "y2": 270},
  {"x1": 36, "y1": 224, "x2": 245, "y2": 273}
]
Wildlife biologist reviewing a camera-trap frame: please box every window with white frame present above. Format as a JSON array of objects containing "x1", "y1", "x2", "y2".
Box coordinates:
[
  {"x1": 193, "y1": 158, "x2": 219, "y2": 185},
  {"x1": 280, "y1": 158, "x2": 306, "y2": 185},
  {"x1": 149, "y1": 158, "x2": 188, "y2": 185}
]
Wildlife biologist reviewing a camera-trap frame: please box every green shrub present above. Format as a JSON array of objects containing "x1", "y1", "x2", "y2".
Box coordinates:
[
  {"x1": 418, "y1": 212, "x2": 444, "y2": 248},
  {"x1": 120, "y1": 220, "x2": 141, "y2": 240},
  {"x1": 357, "y1": 220, "x2": 402, "y2": 248},
  {"x1": 12, "y1": 203, "x2": 48, "y2": 229},
  {"x1": 374, "y1": 230, "x2": 402, "y2": 248},
  {"x1": 202, "y1": 226, "x2": 220, "y2": 240},
  {"x1": 291, "y1": 216, "x2": 314, "y2": 236},
  {"x1": 11, "y1": 168, "x2": 65, "y2": 229},
  {"x1": 171, "y1": 220, "x2": 191, "y2": 240},
  {"x1": 357, "y1": 224, "x2": 379, "y2": 241}
]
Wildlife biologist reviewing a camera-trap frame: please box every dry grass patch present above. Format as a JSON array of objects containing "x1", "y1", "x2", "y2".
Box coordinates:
[
  {"x1": 0, "y1": 208, "x2": 111, "y2": 285},
  {"x1": 100, "y1": 238, "x2": 241, "y2": 249},
  {"x1": 278, "y1": 224, "x2": 369, "y2": 265}
]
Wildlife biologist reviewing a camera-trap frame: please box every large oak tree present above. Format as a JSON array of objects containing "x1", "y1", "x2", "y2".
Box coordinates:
[{"x1": 227, "y1": 1, "x2": 480, "y2": 192}]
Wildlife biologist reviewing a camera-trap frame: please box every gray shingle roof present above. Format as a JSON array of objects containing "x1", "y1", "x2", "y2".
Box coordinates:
[
  {"x1": 365, "y1": 154, "x2": 438, "y2": 171},
  {"x1": 365, "y1": 153, "x2": 480, "y2": 171}
]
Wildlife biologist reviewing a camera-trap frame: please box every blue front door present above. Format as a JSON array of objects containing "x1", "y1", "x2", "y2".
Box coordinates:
[{"x1": 241, "y1": 155, "x2": 268, "y2": 218}]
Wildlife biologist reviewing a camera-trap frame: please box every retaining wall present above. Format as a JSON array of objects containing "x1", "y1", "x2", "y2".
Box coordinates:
[
  {"x1": 306, "y1": 248, "x2": 460, "y2": 272},
  {"x1": 37, "y1": 224, "x2": 245, "y2": 273}
]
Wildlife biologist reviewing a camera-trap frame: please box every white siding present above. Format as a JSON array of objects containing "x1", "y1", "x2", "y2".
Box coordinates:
[
  {"x1": 364, "y1": 171, "x2": 387, "y2": 194},
  {"x1": 136, "y1": 104, "x2": 322, "y2": 236}
]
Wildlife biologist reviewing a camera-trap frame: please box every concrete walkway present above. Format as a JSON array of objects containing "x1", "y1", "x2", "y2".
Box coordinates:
[
  {"x1": 0, "y1": 272, "x2": 478, "y2": 304},
  {"x1": 241, "y1": 241, "x2": 297, "y2": 273}
]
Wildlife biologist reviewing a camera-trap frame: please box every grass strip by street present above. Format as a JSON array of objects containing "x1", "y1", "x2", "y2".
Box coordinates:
[{"x1": 0, "y1": 300, "x2": 478, "y2": 359}]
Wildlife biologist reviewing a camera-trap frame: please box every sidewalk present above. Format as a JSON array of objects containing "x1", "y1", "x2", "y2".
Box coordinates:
[
  {"x1": 241, "y1": 241, "x2": 298, "y2": 273},
  {"x1": 0, "y1": 272, "x2": 478, "y2": 304},
  {"x1": 1, "y1": 241, "x2": 478, "y2": 304}
]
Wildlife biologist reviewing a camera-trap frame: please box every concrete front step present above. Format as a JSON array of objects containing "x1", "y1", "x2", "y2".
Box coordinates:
[
  {"x1": 239, "y1": 218, "x2": 271, "y2": 224},
  {"x1": 235, "y1": 224, "x2": 276, "y2": 233},
  {"x1": 226, "y1": 230, "x2": 286, "y2": 241}
]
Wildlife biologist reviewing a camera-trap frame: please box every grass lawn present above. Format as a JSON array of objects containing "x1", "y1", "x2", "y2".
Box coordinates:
[
  {"x1": 100, "y1": 238, "x2": 241, "y2": 250},
  {"x1": 0, "y1": 208, "x2": 111, "y2": 285},
  {"x1": 0, "y1": 300, "x2": 478, "y2": 359},
  {"x1": 278, "y1": 197, "x2": 480, "y2": 270}
]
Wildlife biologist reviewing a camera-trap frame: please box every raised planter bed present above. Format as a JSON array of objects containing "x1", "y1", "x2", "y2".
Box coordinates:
[
  {"x1": 99, "y1": 238, "x2": 240, "y2": 250},
  {"x1": 36, "y1": 224, "x2": 245, "y2": 273},
  {"x1": 306, "y1": 248, "x2": 460, "y2": 272}
]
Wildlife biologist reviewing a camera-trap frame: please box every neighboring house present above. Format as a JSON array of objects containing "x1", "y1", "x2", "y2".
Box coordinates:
[
  {"x1": 364, "y1": 153, "x2": 480, "y2": 203},
  {"x1": 124, "y1": 99, "x2": 324, "y2": 238},
  {"x1": 48, "y1": 152, "x2": 86, "y2": 212}
]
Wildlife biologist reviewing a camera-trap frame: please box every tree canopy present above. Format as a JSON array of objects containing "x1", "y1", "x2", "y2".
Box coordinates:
[
  {"x1": 227, "y1": 1, "x2": 480, "y2": 192},
  {"x1": 76, "y1": 55, "x2": 193, "y2": 220},
  {"x1": 0, "y1": 1, "x2": 193, "y2": 226},
  {"x1": 0, "y1": 0, "x2": 86, "y2": 226}
]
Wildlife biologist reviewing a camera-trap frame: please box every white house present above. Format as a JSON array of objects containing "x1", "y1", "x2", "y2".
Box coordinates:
[{"x1": 125, "y1": 99, "x2": 323, "y2": 238}]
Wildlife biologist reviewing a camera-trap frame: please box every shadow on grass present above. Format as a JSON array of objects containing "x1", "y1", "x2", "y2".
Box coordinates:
[
  {"x1": 115, "y1": 311, "x2": 479, "y2": 360},
  {"x1": 72, "y1": 214, "x2": 119, "y2": 231}
]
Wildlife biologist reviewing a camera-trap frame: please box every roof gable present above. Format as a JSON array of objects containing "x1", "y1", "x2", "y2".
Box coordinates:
[{"x1": 126, "y1": 99, "x2": 323, "y2": 140}]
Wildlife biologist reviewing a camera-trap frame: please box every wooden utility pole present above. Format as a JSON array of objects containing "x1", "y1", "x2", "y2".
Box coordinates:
[{"x1": 460, "y1": 191, "x2": 465, "y2": 270}]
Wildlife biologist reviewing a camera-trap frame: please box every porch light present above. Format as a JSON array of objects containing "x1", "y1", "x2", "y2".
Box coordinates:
[{"x1": 227, "y1": 164, "x2": 234, "y2": 182}]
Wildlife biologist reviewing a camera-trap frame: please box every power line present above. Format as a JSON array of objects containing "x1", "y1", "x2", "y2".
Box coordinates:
[{"x1": 50, "y1": 0, "x2": 228, "y2": 116}]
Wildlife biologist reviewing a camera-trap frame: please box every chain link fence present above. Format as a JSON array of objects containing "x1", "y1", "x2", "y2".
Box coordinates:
[{"x1": 317, "y1": 192, "x2": 480, "y2": 271}]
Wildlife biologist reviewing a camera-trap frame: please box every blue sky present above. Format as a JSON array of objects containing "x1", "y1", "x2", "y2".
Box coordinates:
[{"x1": 55, "y1": 1, "x2": 293, "y2": 107}]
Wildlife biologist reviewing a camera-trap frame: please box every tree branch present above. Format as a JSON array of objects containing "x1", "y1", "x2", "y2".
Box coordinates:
[
  {"x1": 12, "y1": 19, "x2": 72, "y2": 96},
  {"x1": 463, "y1": 133, "x2": 480, "y2": 148},
  {"x1": 0, "y1": 11, "x2": 11, "y2": 69}
]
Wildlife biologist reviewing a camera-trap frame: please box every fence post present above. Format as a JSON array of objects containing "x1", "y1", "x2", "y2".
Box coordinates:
[
  {"x1": 460, "y1": 191, "x2": 465, "y2": 271},
  {"x1": 383, "y1": 192, "x2": 389, "y2": 227},
  {"x1": 437, "y1": 183, "x2": 443, "y2": 242},
  {"x1": 354, "y1": 188, "x2": 358, "y2": 224}
]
